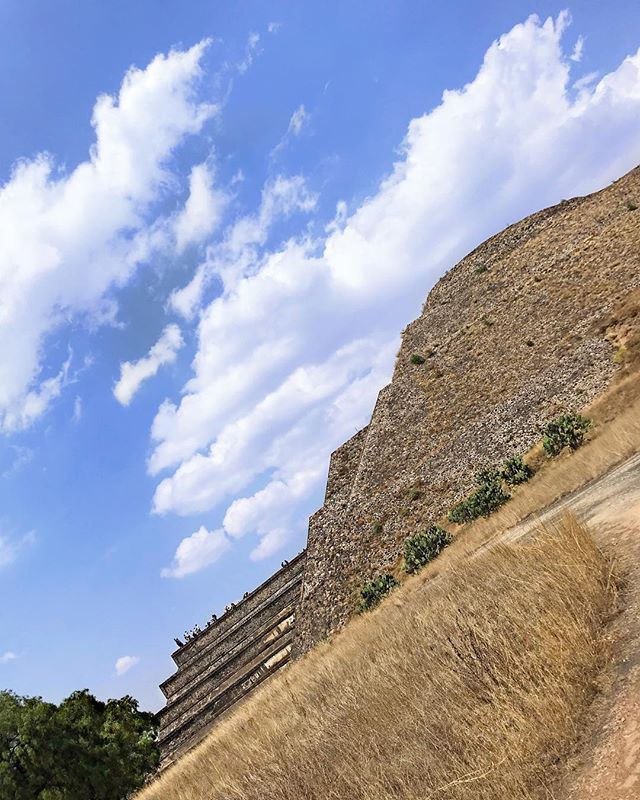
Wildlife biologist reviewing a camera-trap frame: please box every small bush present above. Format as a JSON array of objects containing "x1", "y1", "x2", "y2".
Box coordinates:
[
  {"x1": 501, "y1": 455, "x2": 534, "y2": 486},
  {"x1": 448, "y1": 469, "x2": 511, "y2": 525},
  {"x1": 448, "y1": 480, "x2": 511, "y2": 524},
  {"x1": 406, "y1": 486, "x2": 422, "y2": 501},
  {"x1": 474, "y1": 264, "x2": 488, "y2": 274},
  {"x1": 372, "y1": 521, "x2": 384, "y2": 536},
  {"x1": 410, "y1": 353, "x2": 426, "y2": 365},
  {"x1": 542, "y1": 413, "x2": 592, "y2": 456},
  {"x1": 357, "y1": 574, "x2": 399, "y2": 613},
  {"x1": 625, "y1": 199, "x2": 638, "y2": 211},
  {"x1": 404, "y1": 525, "x2": 452, "y2": 574},
  {"x1": 476, "y1": 466, "x2": 502, "y2": 486}
]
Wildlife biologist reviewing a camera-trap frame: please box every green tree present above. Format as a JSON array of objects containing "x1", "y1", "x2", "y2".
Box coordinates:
[{"x1": 0, "y1": 689, "x2": 158, "y2": 800}]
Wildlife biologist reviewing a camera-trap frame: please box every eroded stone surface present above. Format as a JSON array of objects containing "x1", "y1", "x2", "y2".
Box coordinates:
[{"x1": 296, "y1": 166, "x2": 640, "y2": 651}]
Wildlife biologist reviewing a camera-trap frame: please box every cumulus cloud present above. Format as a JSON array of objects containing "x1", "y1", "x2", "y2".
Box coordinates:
[
  {"x1": 169, "y1": 174, "x2": 316, "y2": 320},
  {"x1": 174, "y1": 163, "x2": 227, "y2": 252},
  {"x1": 114, "y1": 324, "x2": 184, "y2": 406},
  {"x1": 0, "y1": 40, "x2": 215, "y2": 430},
  {"x1": 0, "y1": 651, "x2": 17, "y2": 664},
  {"x1": 115, "y1": 655, "x2": 140, "y2": 676},
  {"x1": 161, "y1": 526, "x2": 230, "y2": 578},
  {"x1": 152, "y1": 14, "x2": 640, "y2": 566}
]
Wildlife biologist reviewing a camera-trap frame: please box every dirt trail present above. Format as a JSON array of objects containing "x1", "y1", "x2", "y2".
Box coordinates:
[
  {"x1": 504, "y1": 452, "x2": 640, "y2": 540},
  {"x1": 505, "y1": 454, "x2": 640, "y2": 800}
]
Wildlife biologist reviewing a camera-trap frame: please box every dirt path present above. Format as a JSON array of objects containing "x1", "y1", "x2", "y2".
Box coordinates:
[
  {"x1": 504, "y1": 452, "x2": 640, "y2": 540},
  {"x1": 504, "y1": 454, "x2": 640, "y2": 800}
]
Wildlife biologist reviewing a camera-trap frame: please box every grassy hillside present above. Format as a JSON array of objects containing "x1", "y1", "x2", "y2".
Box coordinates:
[
  {"x1": 139, "y1": 511, "x2": 616, "y2": 800},
  {"x1": 138, "y1": 384, "x2": 640, "y2": 800}
]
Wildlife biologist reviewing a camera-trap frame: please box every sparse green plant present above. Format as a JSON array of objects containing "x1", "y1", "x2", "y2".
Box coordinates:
[
  {"x1": 542, "y1": 413, "x2": 593, "y2": 456},
  {"x1": 501, "y1": 455, "x2": 534, "y2": 486},
  {"x1": 356, "y1": 574, "x2": 399, "y2": 613},
  {"x1": 613, "y1": 345, "x2": 627, "y2": 364},
  {"x1": 625, "y1": 199, "x2": 638, "y2": 211},
  {"x1": 410, "y1": 353, "x2": 426, "y2": 365},
  {"x1": 474, "y1": 264, "x2": 488, "y2": 274},
  {"x1": 372, "y1": 521, "x2": 384, "y2": 536},
  {"x1": 406, "y1": 486, "x2": 421, "y2": 501},
  {"x1": 448, "y1": 469, "x2": 511, "y2": 524},
  {"x1": 476, "y1": 466, "x2": 501, "y2": 486},
  {"x1": 404, "y1": 525, "x2": 452, "y2": 574},
  {"x1": 482, "y1": 316, "x2": 494, "y2": 327}
]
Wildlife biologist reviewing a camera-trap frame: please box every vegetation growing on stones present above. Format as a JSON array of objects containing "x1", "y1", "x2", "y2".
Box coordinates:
[
  {"x1": 448, "y1": 468, "x2": 511, "y2": 524},
  {"x1": 447, "y1": 414, "x2": 591, "y2": 526},
  {"x1": 501, "y1": 455, "x2": 534, "y2": 486},
  {"x1": 404, "y1": 525, "x2": 452, "y2": 574},
  {"x1": 543, "y1": 413, "x2": 592, "y2": 456},
  {"x1": 625, "y1": 199, "x2": 638, "y2": 211},
  {"x1": 410, "y1": 353, "x2": 426, "y2": 365},
  {"x1": 357, "y1": 574, "x2": 399, "y2": 613},
  {"x1": 449, "y1": 480, "x2": 511, "y2": 524}
]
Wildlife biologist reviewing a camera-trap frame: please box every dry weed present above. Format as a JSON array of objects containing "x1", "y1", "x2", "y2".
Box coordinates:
[{"x1": 138, "y1": 515, "x2": 615, "y2": 800}]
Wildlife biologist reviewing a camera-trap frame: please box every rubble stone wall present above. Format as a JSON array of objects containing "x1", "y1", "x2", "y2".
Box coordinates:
[{"x1": 296, "y1": 166, "x2": 640, "y2": 651}]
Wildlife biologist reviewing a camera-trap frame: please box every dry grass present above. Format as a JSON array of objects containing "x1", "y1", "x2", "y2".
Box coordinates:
[{"x1": 139, "y1": 515, "x2": 616, "y2": 800}]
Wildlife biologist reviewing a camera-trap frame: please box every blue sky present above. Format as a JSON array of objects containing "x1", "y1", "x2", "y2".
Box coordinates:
[{"x1": 0, "y1": 1, "x2": 639, "y2": 711}]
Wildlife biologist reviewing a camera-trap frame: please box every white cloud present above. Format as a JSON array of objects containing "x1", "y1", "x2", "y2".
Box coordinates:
[
  {"x1": 288, "y1": 105, "x2": 308, "y2": 136},
  {"x1": 0, "y1": 651, "x2": 17, "y2": 664},
  {"x1": 73, "y1": 396, "x2": 83, "y2": 423},
  {"x1": 0, "y1": 40, "x2": 215, "y2": 430},
  {"x1": 0, "y1": 531, "x2": 36, "y2": 568},
  {"x1": 149, "y1": 14, "x2": 640, "y2": 563},
  {"x1": 161, "y1": 526, "x2": 230, "y2": 578},
  {"x1": 115, "y1": 655, "x2": 140, "y2": 676},
  {"x1": 238, "y1": 32, "x2": 260, "y2": 74},
  {"x1": 571, "y1": 35, "x2": 585, "y2": 62},
  {"x1": 267, "y1": 22, "x2": 282, "y2": 35},
  {"x1": 271, "y1": 105, "x2": 310, "y2": 160},
  {"x1": 174, "y1": 163, "x2": 227, "y2": 252},
  {"x1": 169, "y1": 174, "x2": 316, "y2": 320},
  {"x1": 2, "y1": 445, "x2": 34, "y2": 478},
  {"x1": 114, "y1": 324, "x2": 184, "y2": 406}
]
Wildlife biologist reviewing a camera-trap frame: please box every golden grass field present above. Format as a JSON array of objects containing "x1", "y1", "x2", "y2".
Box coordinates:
[
  {"x1": 140, "y1": 515, "x2": 617, "y2": 800},
  {"x1": 139, "y1": 388, "x2": 640, "y2": 800}
]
